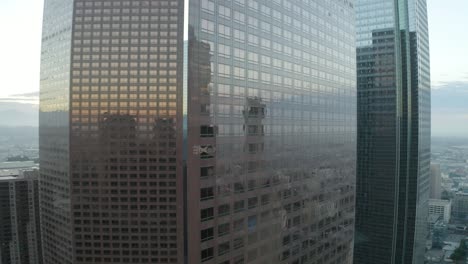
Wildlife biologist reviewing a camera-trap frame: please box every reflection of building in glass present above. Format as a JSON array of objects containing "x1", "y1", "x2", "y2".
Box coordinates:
[
  {"x1": 40, "y1": 0, "x2": 184, "y2": 263},
  {"x1": 41, "y1": 0, "x2": 357, "y2": 263},
  {"x1": 453, "y1": 191, "x2": 468, "y2": 221},
  {"x1": 430, "y1": 164, "x2": 442, "y2": 199},
  {"x1": 354, "y1": 0, "x2": 431, "y2": 263},
  {"x1": 187, "y1": 0, "x2": 357, "y2": 263},
  {"x1": 430, "y1": 221, "x2": 447, "y2": 249},
  {"x1": 0, "y1": 170, "x2": 42, "y2": 264}
]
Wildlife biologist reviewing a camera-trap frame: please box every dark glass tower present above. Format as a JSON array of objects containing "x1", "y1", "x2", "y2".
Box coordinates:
[{"x1": 354, "y1": 0, "x2": 431, "y2": 263}]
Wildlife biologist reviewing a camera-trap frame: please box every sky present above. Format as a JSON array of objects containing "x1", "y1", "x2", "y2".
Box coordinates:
[{"x1": 0, "y1": 0, "x2": 467, "y2": 136}]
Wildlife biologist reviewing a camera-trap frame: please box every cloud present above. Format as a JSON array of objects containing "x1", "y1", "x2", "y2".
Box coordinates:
[
  {"x1": 9, "y1": 91, "x2": 39, "y2": 97},
  {"x1": 432, "y1": 80, "x2": 468, "y2": 90},
  {"x1": 0, "y1": 91, "x2": 39, "y2": 104}
]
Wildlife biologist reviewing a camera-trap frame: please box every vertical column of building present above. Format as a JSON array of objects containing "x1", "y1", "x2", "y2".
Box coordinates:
[
  {"x1": 39, "y1": 0, "x2": 74, "y2": 263},
  {"x1": 186, "y1": 29, "x2": 216, "y2": 262},
  {"x1": 25, "y1": 170, "x2": 43, "y2": 264},
  {"x1": 408, "y1": 0, "x2": 431, "y2": 262},
  {"x1": 0, "y1": 179, "x2": 12, "y2": 264},
  {"x1": 9, "y1": 180, "x2": 21, "y2": 264},
  {"x1": 0, "y1": 171, "x2": 42, "y2": 264}
]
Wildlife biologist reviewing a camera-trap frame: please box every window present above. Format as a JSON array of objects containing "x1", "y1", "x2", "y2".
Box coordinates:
[
  {"x1": 233, "y1": 238, "x2": 244, "y2": 249},
  {"x1": 218, "y1": 223, "x2": 230, "y2": 236},
  {"x1": 200, "y1": 166, "x2": 214, "y2": 178},
  {"x1": 248, "y1": 0, "x2": 258, "y2": 10},
  {"x1": 234, "y1": 29, "x2": 245, "y2": 41},
  {"x1": 218, "y1": 64, "x2": 231, "y2": 76},
  {"x1": 219, "y1": 5, "x2": 231, "y2": 18},
  {"x1": 218, "y1": 44, "x2": 231, "y2": 58},
  {"x1": 234, "y1": 200, "x2": 245, "y2": 212},
  {"x1": 234, "y1": 182, "x2": 245, "y2": 193},
  {"x1": 261, "y1": 194, "x2": 270, "y2": 205},
  {"x1": 248, "y1": 197, "x2": 258, "y2": 209},
  {"x1": 248, "y1": 143, "x2": 258, "y2": 153},
  {"x1": 248, "y1": 34, "x2": 259, "y2": 46},
  {"x1": 200, "y1": 187, "x2": 214, "y2": 201},
  {"x1": 218, "y1": 242, "x2": 230, "y2": 256},
  {"x1": 218, "y1": 204, "x2": 230, "y2": 216},
  {"x1": 248, "y1": 180, "x2": 256, "y2": 190},
  {"x1": 248, "y1": 70, "x2": 259, "y2": 80},
  {"x1": 248, "y1": 52, "x2": 259, "y2": 63},
  {"x1": 218, "y1": 24, "x2": 231, "y2": 37},
  {"x1": 248, "y1": 215, "x2": 257, "y2": 231},
  {"x1": 234, "y1": 11, "x2": 245, "y2": 24},
  {"x1": 233, "y1": 67, "x2": 245, "y2": 79},
  {"x1": 201, "y1": 228, "x2": 214, "y2": 242},
  {"x1": 201, "y1": 0, "x2": 214, "y2": 13},
  {"x1": 234, "y1": 48, "x2": 245, "y2": 60},
  {"x1": 201, "y1": 19, "x2": 214, "y2": 33},
  {"x1": 200, "y1": 125, "x2": 215, "y2": 137},
  {"x1": 201, "y1": 208, "x2": 214, "y2": 222},
  {"x1": 201, "y1": 248, "x2": 214, "y2": 262}
]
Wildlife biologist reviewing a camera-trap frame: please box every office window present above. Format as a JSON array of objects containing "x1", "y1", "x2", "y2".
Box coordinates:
[
  {"x1": 218, "y1": 223, "x2": 230, "y2": 236},
  {"x1": 201, "y1": 208, "x2": 214, "y2": 222},
  {"x1": 200, "y1": 187, "x2": 214, "y2": 201},
  {"x1": 201, "y1": 228, "x2": 214, "y2": 242},
  {"x1": 201, "y1": 248, "x2": 214, "y2": 262}
]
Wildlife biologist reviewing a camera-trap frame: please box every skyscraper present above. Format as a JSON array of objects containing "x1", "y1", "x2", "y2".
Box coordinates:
[
  {"x1": 40, "y1": 0, "x2": 184, "y2": 263},
  {"x1": 0, "y1": 169, "x2": 42, "y2": 264},
  {"x1": 354, "y1": 0, "x2": 431, "y2": 263},
  {"x1": 187, "y1": 0, "x2": 356, "y2": 263},
  {"x1": 40, "y1": 0, "x2": 356, "y2": 263}
]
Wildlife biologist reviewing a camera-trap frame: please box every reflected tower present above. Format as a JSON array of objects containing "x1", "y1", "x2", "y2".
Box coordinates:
[{"x1": 354, "y1": 0, "x2": 431, "y2": 263}]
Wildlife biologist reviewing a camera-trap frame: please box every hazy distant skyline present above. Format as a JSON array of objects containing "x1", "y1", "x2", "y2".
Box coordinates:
[{"x1": 0, "y1": 0, "x2": 467, "y2": 136}]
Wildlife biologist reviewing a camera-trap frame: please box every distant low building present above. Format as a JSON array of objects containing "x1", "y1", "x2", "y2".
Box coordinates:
[
  {"x1": 429, "y1": 199, "x2": 452, "y2": 223},
  {"x1": 0, "y1": 169, "x2": 42, "y2": 264},
  {"x1": 425, "y1": 249, "x2": 444, "y2": 263}
]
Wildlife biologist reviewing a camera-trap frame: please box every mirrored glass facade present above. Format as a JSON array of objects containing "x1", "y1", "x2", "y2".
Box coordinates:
[
  {"x1": 187, "y1": 0, "x2": 357, "y2": 263},
  {"x1": 41, "y1": 0, "x2": 358, "y2": 263},
  {"x1": 40, "y1": 0, "x2": 185, "y2": 263},
  {"x1": 354, "y1": 0, "x2": 430, "y2": 263}
]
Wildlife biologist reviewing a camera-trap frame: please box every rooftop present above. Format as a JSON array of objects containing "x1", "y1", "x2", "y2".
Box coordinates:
[
  {"x1": 429, "y1": 199, "x2": 452, "y2": 205},
  {"x1": 0, "y1": 161, "x2": 37, "y2": 170},
  {"x1": 0, "y1": 169, "x2": 38, "y2": 182},
  {"x1": 0, "y1": 169, "x2": 20, "y2": 177}
]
